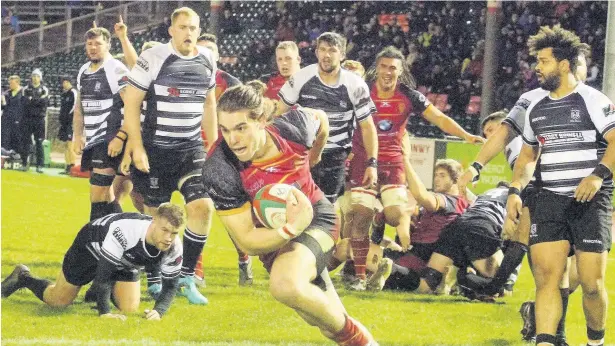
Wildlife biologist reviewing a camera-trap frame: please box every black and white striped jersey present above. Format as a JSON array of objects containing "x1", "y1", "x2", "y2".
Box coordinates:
[
  {"x1": 278, "y1": 64, "x2": 376, "y2": 152},
  {"x1": 84, "y1": 213, "x2": 182, "y2": 280},
  {"x1": 459, "y1": 187, "x2": 508, "y2": 229},
  {"x1": 77, "y1": 58, "x2": 129, "y2": 149},
  {"x1": 522, "y1": 83, "x2": 615, "y2": 196},
  {"x1": 128, "y1": 43, "x2": 216, "y2": 151}
]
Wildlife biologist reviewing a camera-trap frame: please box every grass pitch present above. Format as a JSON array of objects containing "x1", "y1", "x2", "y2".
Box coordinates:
[{"x1": 2, "y1": 170, "x2": 614, "y2": 345}]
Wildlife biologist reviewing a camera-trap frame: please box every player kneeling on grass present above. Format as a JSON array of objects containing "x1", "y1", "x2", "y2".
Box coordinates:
[
  {"x1": 1, "y1": 203, "x2": 185, "y2": 320},
  {"x1": 202, "y1": 83, "x2": 378, "y2": 346}
]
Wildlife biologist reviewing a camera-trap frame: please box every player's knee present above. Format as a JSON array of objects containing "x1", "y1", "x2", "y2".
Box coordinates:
[
  {"x1": 90, "y1": 172, "x2": 115, "y2": 187},
  {"x1": 269, "y1": 276, "x2": 302, "y2": 308},
  {"x1": 420, "y1": 267, "x2": 443, "y2": 292},
  {"x1": 580, "y1": 279, "x2": 605, "y2": 298},
  {"x1": 46, "y1": 295, "x2": 74, "y2": 308},
  {"x1": 383, "y1": 206, "x2": 404, "y2": 227},
  {"x1": 118, "y1": 300, "x2": 140, "y2": 313},
  {"x1": 185, "y1": 198, "x2": 214, "y2": 220}
]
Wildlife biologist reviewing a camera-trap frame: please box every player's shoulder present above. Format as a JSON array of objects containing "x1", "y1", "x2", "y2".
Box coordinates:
[
  {"x1": 203, "y1": 142, "x2": 243, "y2": 183},
  {"x1": 292, "y1": 64, "x2": 319, "y2": 84},
  {"x1": 576, "y1": 83, "x2": 610, "y2": 102},
  {"x1": 518, "y1": 88, "x2": 549, "y2": 107},
  {"x1": 77, "y1": 62, "x2": 91, "y2": 76}
]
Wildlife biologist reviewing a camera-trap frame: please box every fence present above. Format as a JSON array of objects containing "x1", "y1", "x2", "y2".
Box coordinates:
[{"x1": 1, "y1": 2, "x2": 177, "y2": 67}]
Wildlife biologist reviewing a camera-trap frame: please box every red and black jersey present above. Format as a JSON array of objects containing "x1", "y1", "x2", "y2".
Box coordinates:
[
  {"x1": 411, "y1": 194, "x2": 469, "y2": 244},
  {"x1": 261, "y1": 73, "x2": 287, "y2": 100},
  {"x1": 202, "y1": 109, "x2": 324, "y2": 214},
  {"x1": 352, "y1": 84, "x2": 430, "y2": 163}
]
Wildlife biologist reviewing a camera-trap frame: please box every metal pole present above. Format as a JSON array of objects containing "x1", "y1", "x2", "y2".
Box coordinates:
[
  {"x1": 66, "y1": 6, "x2": 72, "y2": 52},
  {"x1": 480, "y1": 0, "x2": 500, "y2": 118},
  {"x1": 210, "y1": 0, "x2": 222, "y2": 35},
  {"x1": 603, "y1": 1, "x2": 615, "y2": 100},
  {"x1": 38, "y1": 0, "x2": 44, "y2": 53}
]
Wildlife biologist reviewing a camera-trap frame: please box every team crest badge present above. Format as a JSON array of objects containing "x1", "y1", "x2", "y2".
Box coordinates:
[
  {"x1": 94, "y1": 81, "x2": 101, "y2": 92},
  {"x1": 570, "y1": 109, "x2": 581, "y2": 122},
  {"x1": 150, "y1": 177, "x2": 159, "y2": 189}
]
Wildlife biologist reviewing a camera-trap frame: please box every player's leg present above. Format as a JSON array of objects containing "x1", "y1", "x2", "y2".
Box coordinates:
[
  {"x1": 530, "y1": 240, "x2": 569, "y2": 346},
  {"x1": 269, "y1": 241, "x2": 375, "y2": 345},
  {"x1": 380, "y1": 163, "x2": 410, "y2": 250},
  {"x1": 86, "y1": 143, "x2": 121, "y2": 220},
  {"x1": 416, "y1": 252, "x2": 453, "y2": 294},
  {"x1": 42, "y1": 270, "x2": 81, "y2": 308},
  {"x1": 111, "y1": 174, "x2": 132, "y2": 210},
  {"x1": 19, "y1": 120, "x2": 33, "y2": 169},
  {"x1": 33, "y1": 117, "x2": 45, "y2": 172},
  {"x1": 348, "y1": 187, "x2": 376, "y2": 290},
  {"x1": 576, "y1": 250, "x2": 608, "y2": 345}
]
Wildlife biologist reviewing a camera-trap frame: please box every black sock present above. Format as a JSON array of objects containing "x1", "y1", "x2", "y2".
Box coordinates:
[
  {"x1": 587, "y1": 326, "x2": 605, "y2": 343},
  {"x1": 90, "y1": 202, "x2": 109, "y2": 221},
  {"x1": 23, "y1": 276, "x2": 51, "y2": 302},
  {"x1": 484, "y1": 241, "x2": 528, "y2": 294},
  {"x1": 557, "y1": 288, "x2": 569, "y2": 339},
  {"x1": 536, "y1": 333, "x2": 557, "y2": 345},
  {"x1": 109, "y1": 200, "x2": 122, "y2": 214},
  {"x1": 341, "y1": 260, "x2": 355, "y2": 276},
  {"x1": 391, "y1": 263, "x2": 409, "y2": 276},
  {"x1": 383, "y1": 269, "x2": 420, "y2": 291},
  {"x1": 181, "y1": 228, "x2": 208, "y2": 277},
  {"x1": 457, "y1": 270, "x2": 491, "y2": 291}
]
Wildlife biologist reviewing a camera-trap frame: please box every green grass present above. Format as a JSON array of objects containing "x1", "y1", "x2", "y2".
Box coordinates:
[{"x1": 2, "y1": 170, "x2": 614, "y2": 345}]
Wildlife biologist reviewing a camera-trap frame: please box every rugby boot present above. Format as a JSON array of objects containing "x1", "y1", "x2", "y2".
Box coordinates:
[
  {"x1": 178, "y1": 276, "x2": 208, "y2": 305},
  {"x1": 1, "y1": 264, "x2": 30, "y2": 298},
  {"x1": 238, "y1": 257, "x2": 253, "y2": 286}
]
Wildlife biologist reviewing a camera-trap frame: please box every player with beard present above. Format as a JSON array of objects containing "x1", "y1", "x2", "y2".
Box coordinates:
[
  {"x1": 278, "y1": 32, "x2": 378, "y2": 205},
  {"x1": 458, "y1": 49, "x2": 592, "y2": 344},
  {"x1": 121, "y1": 7, "x2": 217, "y2": 305},
  {"x1": 73, "y1": 27, "x2": 130, "y2": 221},
  {"x1": 507, "y1": 26, "x2": 613, "y2": 346},
  {"x1": 343, "y1": 46, "x2": 484, "y2": 290}
]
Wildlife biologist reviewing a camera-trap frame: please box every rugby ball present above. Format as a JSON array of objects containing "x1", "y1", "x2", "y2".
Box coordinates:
[{"x1": 252, "y1": 183, "x2": 297, "y2": 229}]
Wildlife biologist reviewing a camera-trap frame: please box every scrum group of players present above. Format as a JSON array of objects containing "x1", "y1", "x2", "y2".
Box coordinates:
[{"x1": 2, "y1": 6, "x2": 612, "y2": 346}]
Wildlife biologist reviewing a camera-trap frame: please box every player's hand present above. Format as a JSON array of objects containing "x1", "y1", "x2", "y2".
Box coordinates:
[
  {"x1": 119, "y1": 151, "x2": 132, "y2": 176},
  {"x1": 362, "y1": 167, "x2": 377, "y2": 189},
  {"x1": 131, "y1": 144, "x2": 150, "y2": 173},
  {"x1": 397, "y1": 229, "x2": 411, "y2": 252},
  {"x1": 506, "y1": 194, "x2": 522, "y2": 225},
  {"x1": 574, "y1": 175, "x2": 603, "y2": 203},
  {"x1": 107, "y1": 137, "x2": 124, "y2": 157},
  {"x1": 502, "y1": 217, "x2": 517, "y2": 240},
  {"x1": 308, "y1": 150, "x2": 322, "y2": 168},
  {"x1": 465, "y1": 134, "x2": 486, "y2": 144},
  {"x1": 143, "y1": 309, "x2": 161, "y2": 321},
  {"x1": 458, "y1": 170, "x2": 476, "y2": 198},
  {"x1": 100, "y1": 313, "x2": 127, "y2": 321},
  {"x1": 114, "y1": 15, "x2": 128, "y2": 40},
  {"x1": 285, "y1": 188, "x2": 313, "y2": 233},
  {"x1": 73, "y1": 135, "x2": 85, "y2": 155}
]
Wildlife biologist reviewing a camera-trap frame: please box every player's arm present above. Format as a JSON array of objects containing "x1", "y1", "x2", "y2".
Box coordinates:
[
  {"x1": 507, "y1": 143, "x2": 539, "y2": 224},
  {"x1": 107, "y1": 88, "x2": 129, "y2": 157},
  {"x1": 575, "y1": 129, "x2": 615, "y2": 202},
  {"x1": 114, "y1": 15, "x2": 138, "y2": 69},
  {"x1": 218, "y1": 190, "x2": 313, "y2": 255},
  {"x1": 91, "y1": 257, "x2": 121, "y2": 317},
  {"x1": 422, "y1": 105, "x2": 484, "y2": 143},
  {"x1": 32, "y1": 86, "x2": 49, "y2": 107},
  {"x1": 306, "y1": 108, "x2": 329, "y2": 167},
  {"x1": 72, "y1": 92, "x2": 86, "y2": 154},
  {"x1": 403, "y1": 156, "x2": 443, "y2": 212},
  {"x1": 202, "y1": 88, "x2": 218, "y2": 151},
  {"x1": 148, "y1": 276, "x2": 179, "y2": 319},
  {"x1": 358, "y1": 116, "x2": 379, "y2": 187}
]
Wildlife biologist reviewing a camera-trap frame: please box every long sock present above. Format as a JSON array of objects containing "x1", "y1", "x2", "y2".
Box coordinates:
[
  {"x1": 331, "y1": 316, "x2": 370, "y2": 346},
  {"x1": 587, "y1": 327, "x2": 605, "y2": 343},
  {"x1": 109, "y1": 200, "x2": 122, "y2": 214},
  {"x1": 327, "y1": 256, "x2": 344, "y2": 272},
  {"x1": 383, "y1": 268, "x2": 420, "y2": 291},
  {"x1": 350, "y1": 237, "x2": 370, "y2": 280},
  {"x1": 181, "y1": 228, "x2": 208, "y2": 277},
  {"x1": 484, "y1": 241, "x2": 528, "y2": 294},
  {"x1": 90, "y1": 202, "x2": 109, "y2": 221},
  {"x1": 22, "y1": 276, "x2": 51, "y2": 302},
  {"x1": 342, "y1": 260, "x2": 355, "y2": 276},
  {"x1": 231, "y1": 238, "x2": 249, "y2": 263},
  {"x1": 457, "y1": 270, "x2": 491, "y2": 291},
  {"x1": 536, "y1": 333, "x2": 557, "y2": 345},
  {"x1": 557, "y1": 288, "x2": 569, "y2": 339}
]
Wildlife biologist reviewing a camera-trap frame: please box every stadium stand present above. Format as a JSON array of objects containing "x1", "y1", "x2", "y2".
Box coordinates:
[{"x1": 1, "y1": 1, "x2": 608, "y2": 138}]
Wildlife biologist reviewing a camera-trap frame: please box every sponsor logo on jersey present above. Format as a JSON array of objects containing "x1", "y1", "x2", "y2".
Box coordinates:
[
  {"x1": 340, "y1": 100, "x2": 348, "y2": 108},
  {"x1": 532, "y1": 116, "x2": 546, "y2": 123},
  {"x1": 150, "y1": 177, "x2": 159, "y2": 189},
  {"x1": 380, "y1": 101, "x2": 391, "y2": 108},
  {"x1": 603, "y1": 104, "x2": 615, "y2": 117},
  {"x1": 302, "y1": 95, "x2": 317, "y2": 99},
  {"x1": 136, "y1": 57, "x2": 149, "y2": 72},
  {"x1": 168, "y1": 255, "x2": 183, "y2": 266},
  {"x1": 246, "y1": 178, "x2": 265, "y2": 195},
  {"x1": 539, "y1": 131, "x2": 584, "y2": 144},
  {"x1": 167, "y1": 87, "x2": 202, "y2": 97},
  {"x1": 530, "y1": 223, "x2": 537, "y2": 238},
  {"x1": 582, "y1": 239, "x2": 602, "y2": 244},
  {"x1": 82, "y1": 100, "x2": 102, "y2": 108},
  {"x1": 112, "y1": 227, "x2": 128, "y2": 249},
  {"x1": 570, "y1": 109, "x2": 581, "y2": 122},
  {"x1": 378, "y1": 119, "x2": 393, "y2": 132}
]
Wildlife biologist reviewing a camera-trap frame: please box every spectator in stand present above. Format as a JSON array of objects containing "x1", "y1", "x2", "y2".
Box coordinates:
[
  {"x1": 58, "y1": 77, "x2": 78, "y2": 175},
  {"x1": 219, "y1": 9, "x2": 240, "y2": 35},
  {"x1": 21, "y1": 69, "x2": 49, "y2": 173},
  {"x1": 585, "y1": 56, "x2": 601, "y2": 89},
  {"x1": 1, "y1": 75, "x2": 25, "y2": 155}
]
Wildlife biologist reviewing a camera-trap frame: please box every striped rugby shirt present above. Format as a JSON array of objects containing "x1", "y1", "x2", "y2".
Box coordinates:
[
  {"x1": 128, "y1": 43, "x2": 216, "y2": 151},
  {"x1": 77, "y1": 58, "x2": 129, "y2": 149},
  {"x1": 278, "y1": 64, "x2": 376, "y2": 152},
  {"x1": 521, "y1": 83, "x2": 615, "y2": 196},
  {"x1": 457, "y1": 187, "x2": 508, "y2": 232}
]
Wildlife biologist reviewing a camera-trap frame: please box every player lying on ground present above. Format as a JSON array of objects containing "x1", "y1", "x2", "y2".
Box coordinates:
[
  {"x1": 1, "y1": 204, "x2": 185, "y2": 321},
  {"x1": 202, "y1": 83, "x2": 378, "y2": 346}
]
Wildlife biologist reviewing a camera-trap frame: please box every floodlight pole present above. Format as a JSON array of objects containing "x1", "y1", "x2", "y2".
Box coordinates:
[
  {"x1": 480, "y1": 0, "x2": 501, "y2": 120},
  {"x1": 603, "y1": 1, "x2": 615, "y2": 100}
]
